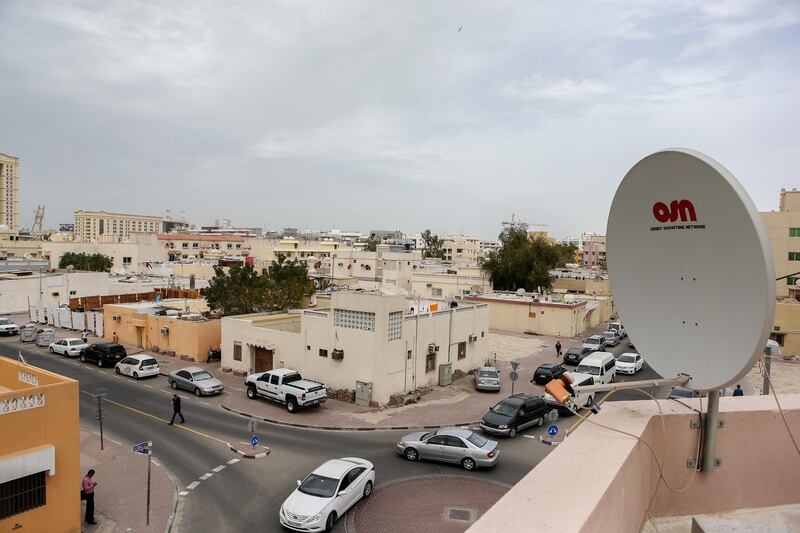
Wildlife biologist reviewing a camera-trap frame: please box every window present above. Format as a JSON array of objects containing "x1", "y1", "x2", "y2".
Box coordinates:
[
  {"x1": 233, "y1": 342, "x2": 242, "y2": 361},
  {"x1": 444, "y1": 436, "x2": 466, "y2": 448},
  {"x1": 426, "y1": 352, "x2": 436, "y2": 372},
  {"x1": 319, "y1": 349, "x2": 328, "y2": 358},
  {"x1": 407, "y1": 350, "x2": 412, "y2": 360},
  {"x1": 388, "y1": 311, "x2": 402, "y2": 341},
  {"x1": 432, "y1": 288, "x2": 442, "y2": 297},
  {"x1": 790, "y1": 252, "x2": 800, "y2": 261},
  {"x1": 122, "y1": 257, "x2": 132, "y2": 265},
  {"x1": 790, "y1": 228, "x2": 800, "y2": 237},
  {"x1": 334, "y1": 309, "x2": 376, "y2": 332},
  {"x1": 0, "y1": 471, "x2": 46, "y2": 519},
  {"x1": 787, "y1": 277, "x2": 800, "y2": 286},
  {"x1": 69, "y1": 290, "x2": 76, "y2": 295},
  {"x1": 270, "y1": 374, "x2": 280, "y2": 385},
  {"x1": 51, "y1": 292, "x2": 59, "y2": 297},
  {"x1": 457, "y1": 341, "x2": 466, "y2": 360},
  {"x1": 427, "y1": 435, "x2": 447, "y2": 445}
]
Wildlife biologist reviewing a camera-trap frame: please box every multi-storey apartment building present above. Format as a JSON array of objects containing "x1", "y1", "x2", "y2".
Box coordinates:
[
  {"x1": 74, "y1": 210, "x2": 163, "y2": 241},
  {"x1": 0, "y1": 153, "x2": 20, "y2": 231}
]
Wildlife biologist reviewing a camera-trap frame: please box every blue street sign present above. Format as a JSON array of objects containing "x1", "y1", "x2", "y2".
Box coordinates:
[
  {"x1": 547, "y1": 425, "x2": 559, "y2": 437},
  {"x1": 131, "y1": 441, "x2": 150, "y2": 454},
  {"x1": 251, "y1": 436, "x2": 259, "y2": 447}
]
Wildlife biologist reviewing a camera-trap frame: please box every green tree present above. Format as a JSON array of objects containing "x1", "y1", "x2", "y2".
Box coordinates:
[
  {"x1": 481, "y1": 223, "x2": 560, "y2": 292},
  {"x1": 201, "y1": 264, "x2": 267, "y2": 316},
  {"x1": 264, "y1": 254, "x2": 315, "y2": 310},
  {"x1": 421, "y1": 229, "x2": 443, "y2": 259},
  {"x1": 554, "y1": 242, "x2": 578, "y2": 268},
  {"x1": 58, "y1": 252, "x2": 113, "y2": 272},
  {"x1": 364, "y1": 235, "x2": 380, "y2": 252}
]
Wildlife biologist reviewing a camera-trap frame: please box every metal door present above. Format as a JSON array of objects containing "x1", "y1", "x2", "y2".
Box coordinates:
[
  {"x1": 254, "y1": 347, "x2": 273, "y2": 373},
  {"x1": 355, "y1": 381, "x2": 372, "y2": 406}
]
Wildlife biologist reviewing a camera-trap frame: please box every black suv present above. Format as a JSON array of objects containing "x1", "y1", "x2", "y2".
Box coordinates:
[
  {"x1": 80, "y1": 343, "x2": 127, "y2": 368},
  {"x1": 479, "y1": 394, "x2": 550, "y2": 438},
  {"x1": 531, "y1": 363, "x2": 565, "y2": 385},
  {"x1": 563, "y1": 346, "x2": 591, "y2": 365}
]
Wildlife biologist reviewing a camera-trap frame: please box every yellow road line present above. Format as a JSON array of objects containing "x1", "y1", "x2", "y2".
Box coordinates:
[{"x1": 81, "y1": 390, "x2": 227, "y2": 445}]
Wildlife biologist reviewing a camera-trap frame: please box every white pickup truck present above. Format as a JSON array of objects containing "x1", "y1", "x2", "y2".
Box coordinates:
[{"x1": 245, "y1": 368, "x2": 327, "y2": 413}]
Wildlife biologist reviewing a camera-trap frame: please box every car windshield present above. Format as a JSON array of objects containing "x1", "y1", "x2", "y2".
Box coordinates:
[
  {"x1": 298, "y1": 474, "x2": 338, "y2": 498},
  {"x1": 283, "y1": 373, "x2": 302, "y2": 384},
  {"x1": 68, "y1": 340, "x2": 83, "y2": 346},
  {"x1": 575, "y1": 364, "x2": 600, "y2": 375},
  {"x1": 491, "y1": 402, "x2": 518, "y2": 416},
  {"x1": 618, "y1": 355, "x2": 636, "y2": 363},
  {"x1": 192, "y1": 371, "x2": 213, "y2": 381},
  {"x1": 566, "y1": 348, "x2": 582, "y2": 355},
  {"x1": 609, "y1": 324, "x2": 620, "y2": 331},
  {"x1": 0, "y1": 319, "x2": 11, "y2": 325},
  {"x1": 603, "y1": 332, "x2": 615, "y2": 338},
  {"x1": 586, "y1": 338, "x2": 600, "y2": 345},
  {"x1": 141, "y1": 358, "x2": 158, "y2": 366},
  {"x1": 467, "y1": 433, "x2": 487, "y2": 447},
  {"x1": 478, "y1": 370, "x2": 498, "y2": 378}
]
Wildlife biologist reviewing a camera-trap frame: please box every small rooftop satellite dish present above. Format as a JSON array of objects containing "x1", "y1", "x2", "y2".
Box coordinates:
[{"x1": 607, "y1": 149, "x2": 775, "y2": 391}]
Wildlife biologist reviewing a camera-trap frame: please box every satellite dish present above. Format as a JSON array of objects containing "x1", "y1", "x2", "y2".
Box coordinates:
[{"x1": 607, "y1": 149, "x2": 775, "y2": 391}]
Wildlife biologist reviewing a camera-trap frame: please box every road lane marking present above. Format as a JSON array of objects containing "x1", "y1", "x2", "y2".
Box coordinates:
[
  {"x1": 186, "y1": 481, "x2": 200, "y2": 490},
  {"x1": 199, "y1": 401, "x2": 210, "y2": 406},
  {"x1": 79, "y1": 390, "x2": 228, "y2": 445},
  {"x1": 227, "y1": 458, "x2": 240, "y2": 465},
  {"x1": 161, "y1": 390, "x2": 171, "y2": 394},
  {"x1": 199, "y1": 473, "x2": 213, "y2": 480},
  {"x1": 523, "y1": 435, "x2": 538, "y2": 440},
  {"x1": 179, "y1": 491, "x2": 189, "y2": 497},
  {"x1": 143, "y1": 384, "x2": 153, "y2": 388},
  {"x1": 212, "y1": 465, "x2": 226, "y2": 473}
]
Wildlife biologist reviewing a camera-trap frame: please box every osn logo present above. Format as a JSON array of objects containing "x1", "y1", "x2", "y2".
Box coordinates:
[{"x1": 652, "y1": 200, "x2": 697, "y2": 223}]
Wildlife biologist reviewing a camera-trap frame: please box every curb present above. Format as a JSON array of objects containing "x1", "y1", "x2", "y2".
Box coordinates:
[
  {"x1": 228, "y1": 442, "x2": 271, "y2": 459},
  {"x1": 163, "y1": 464, "x2": 181, "y2": 533},
  {"x1": 220, "y1": 402, "x2": 481, "y2": 432}
]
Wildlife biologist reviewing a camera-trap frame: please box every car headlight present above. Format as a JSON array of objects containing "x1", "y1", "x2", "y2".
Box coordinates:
[
  {"x1": 312, "y1": 513, "x2": 322, "y2": 522},
  {"x1": 498, "y1": 425, "x2": 508, "y2": 429},
  {"x1": 398, "y1": 441, "x2": 406, "y2": 447}
]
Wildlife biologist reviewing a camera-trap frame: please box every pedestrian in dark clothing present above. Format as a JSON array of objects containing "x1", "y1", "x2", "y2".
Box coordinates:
[
  {"x1": 168, "y1": 394, "x2": 185, "y2": 425},
  {"x1": 82, "y1": 469, "x2": 98, "y2": 524},
  {"x1": 555, "y1": 340, "x2": 562, "y2": 358},
  {"x1": 733, "y1": 385, "x2": 744, "y2": 397}
]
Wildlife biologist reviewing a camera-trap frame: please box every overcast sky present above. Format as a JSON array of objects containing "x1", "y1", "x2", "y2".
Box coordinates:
[{"x1": 1, "y1": 1, "x2": 798, "y2": 240}]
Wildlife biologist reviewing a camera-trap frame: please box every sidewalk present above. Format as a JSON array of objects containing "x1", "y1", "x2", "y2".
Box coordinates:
[{"x1": 80, "y1": 431, "x2": 177, "y2": 533}]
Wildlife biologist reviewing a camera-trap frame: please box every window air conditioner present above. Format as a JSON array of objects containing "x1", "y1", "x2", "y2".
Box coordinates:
[
  {"x1": 331, "y1": 349, "x2": 344, "y2": 361},
  {"x1": 160, "y1": 327, "x2": 169, "y2": 335},
  {"x1": 112, "y1": 315, "x2": 121, "y2": 321},
  {"x1": 428, "y1": 343, "x2": 439, "y2": 354},
  {"x1": 469, "y1": 334, "x2": 478, "y2": 342}
]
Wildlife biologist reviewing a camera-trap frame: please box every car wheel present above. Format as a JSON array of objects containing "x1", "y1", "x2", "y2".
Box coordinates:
[
  {"x1": 97, "y1": 359, "x2": 103, "y2": 368},
  {"x1": 286, "y1": 398, "x2": 298, "y2": 413},
  {"x1": 115, "y1": 367, "x2": 121, "y2": 374},
  {"x1": 171, "y1": 380, "x2": 178, "y2": 390},
  {"x1": 133, "y1": 372, "x2": 139, "y2": 379},
  {"x1": 363, "y1": 480, "x2": 373, "y2": 499},
  {"x1": 49, "y1": 347, "x2": 54, "y2": 354},
  {"x1": 80, "y1": 354, "x2": 86, "y2": 362},
  {"x1": 461, "y1": 457, "x2": 476, "y2": 471},
  {"x1": 324, "y1": 512, "x2": 336, "y2": 532},
  {"x1": 194, "y1": 388, "x2": 202, "y2": 397},
  {"x1": 404, "y1": 448, "x2": 419, "y2": 461},
  {"x1": 508, "y1": 426, "x2": 518, "y2": 438},
  {"x1": 246, "y1": 386, "x2": 256, "y2": 400}
]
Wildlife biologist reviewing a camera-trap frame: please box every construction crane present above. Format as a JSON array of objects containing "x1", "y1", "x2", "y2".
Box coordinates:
[{"x1": 19, "y1": 205, "x2": 45, "y2": 237}]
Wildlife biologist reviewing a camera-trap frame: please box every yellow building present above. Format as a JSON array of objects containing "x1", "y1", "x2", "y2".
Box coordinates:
[
  {"x1": 103, "y1": 299, "x2": 221, "y2": 361},
  {"x1": 0, "y1": 153, "x2": 20, "y2": 231},
  {"x1": 552, "y1": 277, "x2": 610, "y2": 296},
  {"x1": 74, "y1": 210, "x2": 163, "y2": 242},
  {"x1": 0, "y1": 358, "x2": 80, "y2": 532},
  {"x1": 761, "y1": 189, "x2": 800, "y2": 299}
]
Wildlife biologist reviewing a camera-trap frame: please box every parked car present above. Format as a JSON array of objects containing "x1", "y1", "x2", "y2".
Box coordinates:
[
  {"x1": 573, "y1": 351, "x2": 616, "y2": 385},
  {"x1": 615, "y1": 352, "x2": 644, "y2": 375},
  {"x1": 544, "y1": 373, "x2": 595, "y2": 414},
  {"x1": 480, "y1": 394, "x2": 549, "y2": 438},
  {"x1": 582, "y1": 335, "x2": 607, "y2": 352},
  {"x1": 602, "y1": 330, "x2": 620, "y2": 347},
  {"x1": 531, "y1": 363, "x2": 564, "y2": 385},
  {"x1": 245, "y1": 368, "x2": 327, "y2": 413},
  {"x1": 474, "y1": 367, "x2": 501, "y2": 392},
  {"x1": 115, "y1": 355, "x2": 160, "y2": 379},
  {"x1": 397, "y1": 427, "x2": 499, "y2": 470},
  {"x1": 0, "y1": 318, "x2": 19, "y2": 336},
  {"x1": 80, "y1": 342, "x2": 127, "y2": 368},
  {"x1": 279, "y1": 457, "x2": 375, "y2": 532},
  {"x1": 563, "y1": 346, "x2": 591, "y2": 365},
  {"x1": 48, "y1": 338, "x2": 88, "y2": 357},
  {"x1": 169, "y1": 367, "x2": 225, "y2": 396},
  {"x1": 607, "y1": 321, "x2": 627, "y2": 339}
]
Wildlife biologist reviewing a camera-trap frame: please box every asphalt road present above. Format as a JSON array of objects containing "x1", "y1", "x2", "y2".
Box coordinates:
[{"x1": 1, "y1": 338, "x2": 557, "y2": 533}]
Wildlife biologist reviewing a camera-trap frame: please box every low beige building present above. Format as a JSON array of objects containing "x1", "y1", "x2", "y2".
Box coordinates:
[
  {"x1": 411, "y1": 264, "x2": 492, "y2": 300},
  {"x1": 42, "y1": 233, "x2": 167, "y2": 273},
  {"x1": 221, "y1": 291, "x2": 489, "y2": 405},
  {"x1": 158, "y1": 233, "x2": 250, "y2": 261}
]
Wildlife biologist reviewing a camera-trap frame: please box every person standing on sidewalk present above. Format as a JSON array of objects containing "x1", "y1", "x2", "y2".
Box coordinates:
[
  {"x1": 168, "y1": 394, "x2": 185, "y2": 425},
  {"x1": 82, "y1": 469, "x2": 98, "y2": 525},
  {"x1": 81, "y1": 329, "x2": 89, "y2": 344},
  {"x1": 733, "y1": 384, "x2": 744, "y2": 396},
  {"x1": 555, "y1": 340, "x2": 562, "y2": 359}
]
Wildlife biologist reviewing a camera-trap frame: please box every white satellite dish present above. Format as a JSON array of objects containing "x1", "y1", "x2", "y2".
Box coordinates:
[{"x1": 607, "y1": 148, "x2": 775, "y2": 391}]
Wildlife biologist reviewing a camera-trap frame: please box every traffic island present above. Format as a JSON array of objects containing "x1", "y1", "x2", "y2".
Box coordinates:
[{"x1": 228, "y1": 441, "x2": 271, "y2": 459}]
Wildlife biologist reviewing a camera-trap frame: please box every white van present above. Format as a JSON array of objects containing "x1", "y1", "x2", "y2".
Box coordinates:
[
  {"x1": 573, "y1": 351, "x2": 616, "y2": 385},
  {"x1": 544, "y1": 373, "x2": 595, "y2": 414}
]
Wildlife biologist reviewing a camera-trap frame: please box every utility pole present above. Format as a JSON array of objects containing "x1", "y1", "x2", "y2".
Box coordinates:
[
  {"x1": 146, "y1": 441, "x2": 152, "y2": 526},
  {"x1": 93, "y1": 390, "x2": 107, "y2": 450},
  {"x1": 762, "y1": 354, "x2": 772, "y2": 396}
]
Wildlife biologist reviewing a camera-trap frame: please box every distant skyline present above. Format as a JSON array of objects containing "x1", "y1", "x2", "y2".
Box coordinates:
[{"x1": 1, "y1": 1, "x2": 798, "y2": 241}]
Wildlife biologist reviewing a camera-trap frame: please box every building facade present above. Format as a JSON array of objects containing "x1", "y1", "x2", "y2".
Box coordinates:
[
  {"x1": 158, "y1": 233, "x2": 249, "y2": 261},
  {"x1": 0, "y1": 358, "x2": 80, "y2": 532},
  {"x1": 221, "y1": 291, "x2": 489, "y2": 405},
  {"x1": 43, "y1": 233, "x2": 167, "y2": 272},
  {"x1": 74, "y1": 210, "x2": 163, "y2": 242},
  {"x1": 441, "y1": 234, "x2": 482, "y2": 264},
  {"x1": 761, "y1": 189, "x2": 800, "y2": 299},
  {"x1": 411, "y1": 265, "x2": 492, "y2": 300},
  {"x1": 0, "y1": 153, "x2": 20, "y2": 231},
  {"x1": 580, "y1": 233, "x2": 606, "y2": 269}
]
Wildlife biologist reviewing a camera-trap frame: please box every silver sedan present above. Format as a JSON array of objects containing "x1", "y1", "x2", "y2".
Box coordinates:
[
  {"x1": 474, "y1": 367, "x2": 501, "y2": 391},
  {"x1": 168, "y1": 367, "x2": 225, "y2": 396},
  {"x1": 396, "y1": 428, "x2": 499, "y2": 471}
]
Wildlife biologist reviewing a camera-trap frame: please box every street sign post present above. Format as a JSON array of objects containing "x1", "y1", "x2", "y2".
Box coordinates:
[
  {"x1": 93, "y1": 390, "x2": 107, "y2": 450},
  {"x1": 547, "y1": 425, "x2": 559, "y2": 437},
  {"x1": 509, "y1": 362, "x2": 520, "y2": 395},
  {"x1": 248, "y1": 420, "x2": 258, "y2": 449},
  {"x1": 131, "y1": 441, "x2": 152, "y2": 526}
]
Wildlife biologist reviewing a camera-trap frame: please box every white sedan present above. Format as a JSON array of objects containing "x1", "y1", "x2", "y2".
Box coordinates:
[
  {"x1": 114, "y1": 355, "x2": 160, "y2": 379},
  {"x1": 615, "y1": 353, "x2": 644, "y2": 375},
  {"x1": 280, "y1": 457, "x2": 375, "y2": 532},
  {"x1": 49, "y1": 338, "x2": 88, "y2": 357}
]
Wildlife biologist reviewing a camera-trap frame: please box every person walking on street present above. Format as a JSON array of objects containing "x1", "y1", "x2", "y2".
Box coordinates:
[
  {"x1": 169, "y1": 394, "x2": 185, "y2": 425},
  {"x1": 81, "y1": 329, "x2": 89, "y2": 344},
  {"x1": 82, "y1": 469, "x2": 98, "y2": 525},
  {"x1": 733, "y1": 384, "x2": 744, "y2": 396},
  {"x1": 555, "y1": 340, "x2": 562, "y2": 359}
]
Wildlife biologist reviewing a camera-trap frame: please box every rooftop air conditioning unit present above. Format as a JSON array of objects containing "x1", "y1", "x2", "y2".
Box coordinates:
[
  {"x1": 428, "y1": 343, "x2": 439, "y2": 354},
  {"x1": 160, "y1": 326, "x2": 169, "y2": 335},
  {"x1": 112, "y1": 315, "x2": 121, "y2": 321},
  {"x1": 331, "y1": 349, "x2": 344, "y2": 361}
]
